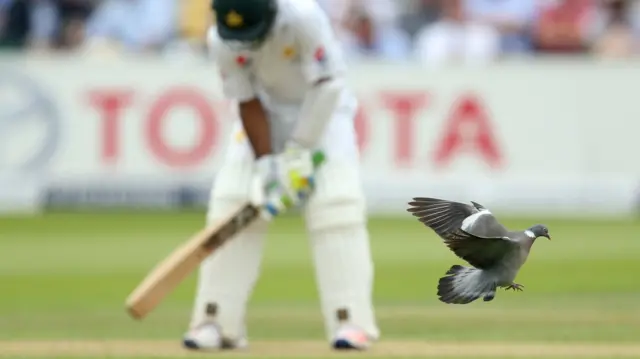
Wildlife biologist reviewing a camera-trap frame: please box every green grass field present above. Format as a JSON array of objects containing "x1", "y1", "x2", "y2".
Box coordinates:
[{"x1": 1, "y1": 211, "x2": 640, "y2": 358}]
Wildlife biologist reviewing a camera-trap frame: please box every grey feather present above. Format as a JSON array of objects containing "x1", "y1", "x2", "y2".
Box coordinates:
[{"x1": 407, "y1": 197, "x2": 550, "y2": 304}]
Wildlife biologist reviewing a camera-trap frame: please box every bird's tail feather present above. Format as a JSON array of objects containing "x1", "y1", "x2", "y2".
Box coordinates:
[{"x1": 438, "y1": 265, "x2": 496, "y2": 304}]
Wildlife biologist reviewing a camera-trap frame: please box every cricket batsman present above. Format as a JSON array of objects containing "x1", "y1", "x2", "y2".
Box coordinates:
[{"x1": 182, "y1": 0, "x2": 379, "y2": 351}]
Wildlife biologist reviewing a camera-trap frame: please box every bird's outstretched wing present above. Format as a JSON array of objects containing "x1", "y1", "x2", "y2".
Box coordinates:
[{"x1": 407, "y1": 197, "x2": 516, "y2": 269}]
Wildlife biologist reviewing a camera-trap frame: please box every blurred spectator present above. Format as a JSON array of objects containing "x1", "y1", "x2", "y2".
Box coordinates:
[
  {"x1": 84, "y1": 0, "x2": 177, "y2": 54},
  {"x1": 319, "y1": 0, "x2": 411, "y2": 60},
  {"x1": 0, "y1": 0, "x2": 30, "y2": 49},
  {"x1": 178, "y1": 0, "x2": 210, "y2": 45},
  {"x1": 414, "y1": 0, "x2": 500, "y2": 66},
  {"x1": 26, "y1": 0, "x2": 58, "y2": 50},
  {"x1": 0, "y1": 0, "x2": 57, "y2": 50},
  {"x1": 399, "y1": 0, "x2": 441, "y2": 39},
  {"x1": 532, "y1": 0, "x2": 596, "y2": 54},
  {"x1": 465, "y1": 0, "x2": 537, "y2": 55},
  {"x1": 589, "y1": 0, "x2": 640, "y2": 58},
  {"x1": 161, "y1": 0, "x2": 211, "y2": 56},
  {"x1": 5, "y1": 0, "x2": 640, "y2": 61},
  {"x1": 0, "y1": 0, "x2": 95, "y2": 51},
  {"x1": 53, "y1": 1, "x2": 94, "y2": 50}
]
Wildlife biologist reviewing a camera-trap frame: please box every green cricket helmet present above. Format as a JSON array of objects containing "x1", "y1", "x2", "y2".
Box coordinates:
[{"x1": 212, "y1": 0, "x2": 278, "y2": 46}]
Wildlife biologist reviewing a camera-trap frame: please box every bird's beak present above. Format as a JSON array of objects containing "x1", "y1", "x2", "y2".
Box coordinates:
[{"x1": 545, "y1": 234, "x2": 551, "y2": 240}]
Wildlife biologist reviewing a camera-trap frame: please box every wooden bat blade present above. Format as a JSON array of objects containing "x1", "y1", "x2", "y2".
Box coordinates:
[
  {"x1": 125, "y1": 205, "x2": 260, "y2": 320},
  {"x1": 125, "y1": 232, "x2": 210, "y2": 319}
]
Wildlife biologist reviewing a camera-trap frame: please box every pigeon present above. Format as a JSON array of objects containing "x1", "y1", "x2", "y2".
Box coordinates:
[{"x1": 406, "y1": 197, "x2": 551, "y2": 304}]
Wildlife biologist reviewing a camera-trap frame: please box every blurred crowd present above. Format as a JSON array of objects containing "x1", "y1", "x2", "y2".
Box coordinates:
[{"x1": 1, "y1": 0, "x2": 640, "y2": 64}]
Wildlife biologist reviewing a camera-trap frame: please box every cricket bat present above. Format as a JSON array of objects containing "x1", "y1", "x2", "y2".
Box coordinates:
[{"x1": 125, "y1": 151, "x2": 326, "y2": 320}]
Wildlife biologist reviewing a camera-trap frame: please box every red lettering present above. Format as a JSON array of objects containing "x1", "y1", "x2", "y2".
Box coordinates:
[
  {"x1": 146, "y1": 88, "x2": 218, "y2": 168},
  {"x1": 433, "y1": 94, "x2": 502, "y2": 168},
  {"x1": 354, "y1": 104, "x2": 369, "y2": 154},
  {"x1": 380, "y1": 92, "x2": 428, "y2": 166},
  {"x1": 88, "y1": 90, "x2": 134, "y2": 164}
]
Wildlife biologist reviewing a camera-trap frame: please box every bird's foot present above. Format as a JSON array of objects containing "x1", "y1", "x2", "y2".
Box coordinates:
[{"x1": 505, "y1": 283, "x2": 524, "y2": 292}]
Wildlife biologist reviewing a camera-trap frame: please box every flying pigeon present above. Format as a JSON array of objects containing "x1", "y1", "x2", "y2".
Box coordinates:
[{"x1": 407, "y1": 197, "x2": 551, "y2": 304}]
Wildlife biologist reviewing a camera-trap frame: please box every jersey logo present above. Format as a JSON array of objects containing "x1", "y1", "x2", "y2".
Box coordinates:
[
  {"x1": 236, "y1": 55, "x2": 250, "y2": 68},
  {"x1": 234, "y1": 129, "x2": 247, "y2": 143},
  {"x1": 283, "y1": 46, "x2": 296, "y2": 60},
  {"x1": 314, "y1": 46, "x2": 326, "y2": 63},
  {"x1": 225, "y1": 10, "x2": 244, "y2": 28}
]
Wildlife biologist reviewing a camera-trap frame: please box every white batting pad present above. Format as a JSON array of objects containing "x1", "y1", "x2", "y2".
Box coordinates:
[
  {"x1": 189, "y1": 216, "x2": 267, "y2": 340},
  {"x1": 304, "y1": 160, "x2": 380, "y2": 340},
  {"x1": 190, "y1": 155, "x2": 269, "y2": 341},
  {"x1": 308, "y1": 226, "x2": 379, "y2": 340}
]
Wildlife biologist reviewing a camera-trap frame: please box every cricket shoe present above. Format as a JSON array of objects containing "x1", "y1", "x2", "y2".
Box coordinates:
[
  {"x1": 331, "y1": 324, "x2": 372, "y2": 350},
  {"x1": 182, "y1": 322, "x2": 247, "y2": 351}
]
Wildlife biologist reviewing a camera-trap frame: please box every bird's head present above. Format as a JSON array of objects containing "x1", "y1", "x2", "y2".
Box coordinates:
[{"x1": 526, "y1": 224, "x2": 551, "y2": 240}]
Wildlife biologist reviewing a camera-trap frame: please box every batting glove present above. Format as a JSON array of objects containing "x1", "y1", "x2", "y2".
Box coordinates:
[
  {"x1": 249, "y1": 155, "x2": 298, "y2": 221},
  {"x1": 278, "y1": 141, "x2": 317, "y2": 204}
]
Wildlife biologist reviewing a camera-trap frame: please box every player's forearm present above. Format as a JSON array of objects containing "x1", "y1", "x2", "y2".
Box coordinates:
[
  {"x1": 291, "y1": 78, "x2": 343, "y2": 148},
  {"x1": 239, "y1": 99, "x2": 272, "y2": 158}
]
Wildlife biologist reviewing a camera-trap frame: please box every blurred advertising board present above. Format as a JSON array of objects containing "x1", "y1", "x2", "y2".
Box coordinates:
[{"x1": 1, "y1": 55, "x2": 638, "y2": 216}]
